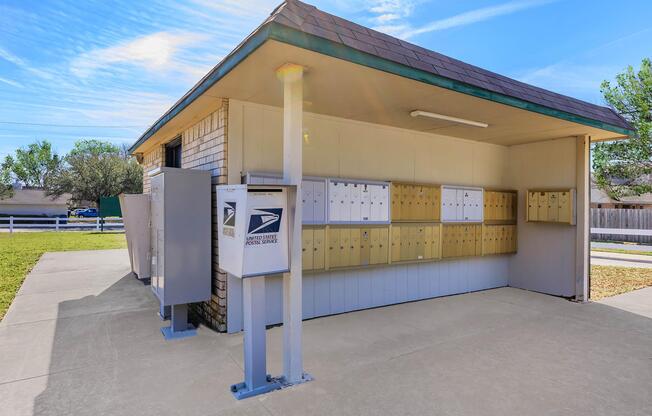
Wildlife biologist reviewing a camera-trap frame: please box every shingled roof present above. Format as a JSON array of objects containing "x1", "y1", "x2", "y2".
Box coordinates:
[
  {"x1": 130, "y1": 0, "x2": 633, "y2": 152},
  {"x1": 267, "y1": 0, "x2": 630, "y2": 130}
]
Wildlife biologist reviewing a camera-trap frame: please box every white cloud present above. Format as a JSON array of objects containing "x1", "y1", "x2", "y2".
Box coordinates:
[
  {"x1": 70, "y1": 31, "x2": 208, "y2": 78},
  {"x1": 392, "y1": 0, "x2": 557, "y2": 39},
  {"x1": 0, "y1": 76, "x2": 23, "y2": 88}
]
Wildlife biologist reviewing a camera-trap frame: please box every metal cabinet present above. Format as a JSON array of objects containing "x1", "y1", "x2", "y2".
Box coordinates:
[{"x1": 149, "y1": 168, "x2": 211, "y2": 306}]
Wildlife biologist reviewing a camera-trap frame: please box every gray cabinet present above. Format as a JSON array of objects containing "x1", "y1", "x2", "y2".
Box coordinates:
[{"x1": 150, "y1": 168, "x2": 211, "y2": 306}]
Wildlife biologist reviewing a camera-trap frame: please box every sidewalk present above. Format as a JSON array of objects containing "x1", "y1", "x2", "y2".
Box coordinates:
[
  {"x1": 598, "y1": 287, "x2": 652, "y2": 319},
  {"x1": 591, "y1": 250, "x2": 652, "y2": 268}
]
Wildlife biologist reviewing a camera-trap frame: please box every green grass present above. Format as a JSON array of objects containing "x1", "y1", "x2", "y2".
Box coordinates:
[
  {"x1": 0, "y1": 231, "x2": 126, "y2": 321},
  {"x1": 592, "y1": 248, "x2": 652, "y2": 256}
]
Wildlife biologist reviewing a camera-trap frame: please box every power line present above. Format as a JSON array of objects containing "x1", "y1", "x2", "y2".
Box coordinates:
[{"x1": 0, "y1": 121, "x2": 144, "y2": 129}]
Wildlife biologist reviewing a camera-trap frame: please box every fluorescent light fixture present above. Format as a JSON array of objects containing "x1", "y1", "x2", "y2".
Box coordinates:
[{"x1": 410, "y1": 110, "x2": 489, "y2": 128}]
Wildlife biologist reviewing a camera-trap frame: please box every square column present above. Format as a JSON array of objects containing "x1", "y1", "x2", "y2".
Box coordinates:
[
  {"x1": 277, "y1": 63, "x2": 308, "y2": 384},
  {"x1": 575, "y1": 134, "x2": 590, "y2": 301}
]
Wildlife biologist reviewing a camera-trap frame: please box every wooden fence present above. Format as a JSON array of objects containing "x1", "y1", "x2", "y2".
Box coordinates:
[{"x1": 591, "y1": 208, "x2": 652, "y2": 244}]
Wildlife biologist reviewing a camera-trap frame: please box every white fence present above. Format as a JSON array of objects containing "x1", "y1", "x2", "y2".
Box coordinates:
[{"x1": 0, "y1": 216, "x2": 124, "y2": 232}]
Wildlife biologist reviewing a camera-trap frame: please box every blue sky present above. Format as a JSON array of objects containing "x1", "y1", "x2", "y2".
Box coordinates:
[{"x1": 0, "y1": 0, "x2": 650, "y2": 159}]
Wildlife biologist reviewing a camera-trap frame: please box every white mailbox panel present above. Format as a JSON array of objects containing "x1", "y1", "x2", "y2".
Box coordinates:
[
  {"x1": 217, "y1": 184, "x2": 293, "y2": 278},
  {"x1": 441, "y1": 185, "x2": 484, "y2": 222},
  {"x1": 327, "y1": 178, "x2": 390, "y2": 224}
]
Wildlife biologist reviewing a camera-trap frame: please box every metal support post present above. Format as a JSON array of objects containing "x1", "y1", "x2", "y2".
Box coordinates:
[
  {"x1": 231, "y1": 276, "x2": 281, "y2": 399},
  {"x1": 161, "y1": 304, "x2": 197, "y2": 340}
]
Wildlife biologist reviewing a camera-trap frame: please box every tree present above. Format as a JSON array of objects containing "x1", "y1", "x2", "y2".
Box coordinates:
[
  {"x1": 593, "y1": 58, "x2": 652, "y2": 199},
  {"x1": 2, "y1": 140, "x2": 61, "y2": 187},
  {"x1": 45, "y1": 139, "x2": 143, "y2": 205},
  {"x1": 0, "y1": 162, "x2": 12, "y2": 199}
]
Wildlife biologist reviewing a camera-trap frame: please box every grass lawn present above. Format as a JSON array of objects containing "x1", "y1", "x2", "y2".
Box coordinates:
[
  {"x1": 591, "y1": 265, "x2": 652, "y2": 300},
  {"x1": 0, "y1": 231, "x2": 126, "y2": 321}
]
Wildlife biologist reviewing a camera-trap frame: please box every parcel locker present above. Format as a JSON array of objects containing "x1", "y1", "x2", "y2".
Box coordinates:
[
  {"x1": 455, "y1": 190, "x2": 465, "y2": 220},
  {"x1": 360, "y1": 184, "x2": 372, "y2": 222},
  {"x1": 558, "y1": 191, "x2": 571, "y2": 223},
  {"x1": 407, "y1": 226, "x2": 418, "y2": 260},
  {"x1": 391, "y1": 225, "x2": 401, "y2": 262},
  {"x1": 370, "y1": 184, "x2": 389, "y2": 222},
  {"x1": 369, "y1": 228, "x2": 381, "y2": 264},
  {"x1": 391, "y1": 184, "x2": 402, "y2": 221},
  {"x1": 339, "y1": 228, "x2": 351, "y2": 267},
  {"x1": 360, "y1": 229, "x2": 371, "y2": 266},
  {"x1": 483, "y1": 192, "x2": 493, "y2": 220},
  {"x1": 327, "y1": 227, "x2": 340, "y2": 268},
  {"x1": 400, "y1": 225, "x2": 411, "y2": 261},
  {"x1": 424, "y1": 225, "x2": 433, "y2": 259},
  {"x1": 302, "y1": 229, "x2": 314, "y2": 271},
  {"x1": 313, "y1": 228, "x2": 326, "y2": 270},
  {"x1": 415, "y1": 225, "x2": 426, "y2": 259},
  {"x1": 302, "y1": 182, "x2": 314, "y2": 224},
  {"x1": 547, "y1": 192, "x2": 559, "y2": 222},
  {"x1": 340, "y1": 184, "x2": 352, "y2": 222},
  {"x1": 350, "y1": 228, "x2": 361, "y2": 266},
  {"x1": 378, "y1": 228, "x2": 389, "y2": 264},
  {"x1": 527, "y1": 191, "x2": 538, "y2": 221},
  {"x1": 441, "y1": 187, "x2": 457, "y2": 221},
  {"x1": 537, "y1": 192, "x2": 549, "y2": 222},
  {"x1": 328, "y1": 181, "x2": 342, "y2": 222},
  {"x1": 350, "y1": 184, "x2": 362, "y2": 222},
  {"x1": 312, "y1": 180, "x2": 326, "y2": 223},
  {"x1": 474, "y1": 225, "x2": 482, "y2": 255}
]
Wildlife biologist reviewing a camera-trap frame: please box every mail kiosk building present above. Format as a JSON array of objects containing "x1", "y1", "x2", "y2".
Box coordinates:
[{"x1": 128, "y1": 0, "x2": 633, "y2": 333}]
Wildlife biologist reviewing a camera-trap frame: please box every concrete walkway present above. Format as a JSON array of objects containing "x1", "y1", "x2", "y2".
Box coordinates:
[
  {"x1": 2, "y1": 250, "x2": 652, "y2": 416},
  {"x1": 599, "y1": 287, "x2": 652, "y2": 319},
  {"x1": 591, "y1": 250, "x2": 652, "y2": 268},
  {"x1": 592, "y1": 242, "x2": 652, "y2": 253}
]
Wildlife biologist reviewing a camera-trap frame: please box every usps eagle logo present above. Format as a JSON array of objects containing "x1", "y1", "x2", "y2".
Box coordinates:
[
  {"x1": 223, "y1": 202, "x2": 236, "y2": 227},
  {"x1": 248, "y1": 208, "x2": 283, "y2": 234}
]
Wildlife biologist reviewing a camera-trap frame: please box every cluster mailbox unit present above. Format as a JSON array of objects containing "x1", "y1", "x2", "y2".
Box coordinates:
[
  {"x1": 149, "y1": 167, "x2": 211, "y2": 339},
  {"x1": 242, "y1": 172, "x2": 526, "y2": 274}
]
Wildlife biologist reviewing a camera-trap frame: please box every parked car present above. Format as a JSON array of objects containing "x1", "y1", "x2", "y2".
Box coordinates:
[
  {"x1": 70, "y1": 208, "x2": 87, "y2": 217},
  {"x1": 77, "y1": 208, "x2": 98, "y2": 218}
]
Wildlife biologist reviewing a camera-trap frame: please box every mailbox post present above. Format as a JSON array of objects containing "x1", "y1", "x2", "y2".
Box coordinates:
[{"x1": 217, "y1": 184, "x2": 295, "y2": 399}]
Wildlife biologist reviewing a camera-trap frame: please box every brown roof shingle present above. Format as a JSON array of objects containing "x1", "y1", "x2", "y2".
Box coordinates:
[{"x1": 269, "y1": 0, "x2": 631, "y2": 131}]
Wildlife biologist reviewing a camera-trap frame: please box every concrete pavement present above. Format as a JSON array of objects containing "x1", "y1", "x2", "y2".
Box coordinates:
[
  {"x1": 592, "y1": 242, "x2": 652, "y2": 253},
  {"x1": 599, "y1": 287, "x2": 652, "y2": 319},
  {"x1": 1, "y1": 249, "x2": 652, "y2": 416},
  {"x1": 591, "y1": 250, "x2": 652, "y2": 268}
]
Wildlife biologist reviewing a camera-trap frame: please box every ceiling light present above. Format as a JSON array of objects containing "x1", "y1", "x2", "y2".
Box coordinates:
[{"x1": 410, "y1": 110, "x2": 489, "y2": 128}]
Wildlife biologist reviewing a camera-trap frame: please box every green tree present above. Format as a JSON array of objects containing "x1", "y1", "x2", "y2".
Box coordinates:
[
  {"x1": 45, "y1": 139, "x2": 143, "y2": 205},
  {"x1": 0, "y1": 162, "x2": 12, "y2": 199},
  {"x1": 2, "y1": 140, "x2": 61, "y2": 187},
  {"x1": 593, "y1": 58, "x2": 652, "y2": 199}
]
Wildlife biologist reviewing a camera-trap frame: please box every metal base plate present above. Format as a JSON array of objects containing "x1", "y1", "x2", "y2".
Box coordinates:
[
  {"x1": 231, "y1": 376, "x2": 282, "y2": 400},
  {"x1": 160, "y1": 324, "x2": 197, "y2": 340},
  {"x1": 277, "y1": 372, "x2": 314, "y2": 388}
]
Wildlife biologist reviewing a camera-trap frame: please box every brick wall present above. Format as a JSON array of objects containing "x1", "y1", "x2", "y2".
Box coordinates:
[
  {"x1": 181, "y1": 100, "x2": 229, "y2": 332},
  {"x1": 139, "y1": 99, "x2": 229, "y2": 332},
  {"x1": 141, "y1": 146, "x2": 163, "y2": 193}
]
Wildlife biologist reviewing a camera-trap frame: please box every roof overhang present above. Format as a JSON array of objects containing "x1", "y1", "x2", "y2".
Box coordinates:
[{"x1": 130, "y1": 21, "x2": 635, "y2": 154}]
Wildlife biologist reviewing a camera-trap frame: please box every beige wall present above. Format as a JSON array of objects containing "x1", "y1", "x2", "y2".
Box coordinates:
[
  {"x1": 228, "y1": 99, "x2": 510, "y2": 187},
  {"x1": 507, "y1": 137, "x2": 578, "y2": 297}
]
